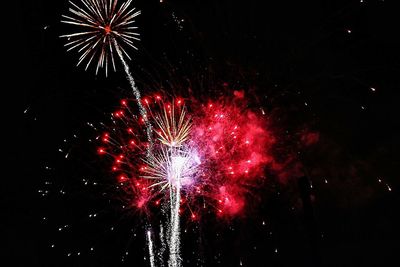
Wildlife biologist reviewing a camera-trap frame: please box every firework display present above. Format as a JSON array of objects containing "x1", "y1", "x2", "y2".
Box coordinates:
[{"x1": 19, "y1": 0, "x2": 398, "y2": 266}]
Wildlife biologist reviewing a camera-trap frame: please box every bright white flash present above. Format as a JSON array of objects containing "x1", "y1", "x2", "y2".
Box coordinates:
[
  {"x1": 143, "y1": 146, "x2": 200, "y2": 191},
  {"x1": 167, "y1": 151, "x2": 199, "y2": 188},
  {"x1": 168, "y1": 156, "x2": 186, "y2": 187}
]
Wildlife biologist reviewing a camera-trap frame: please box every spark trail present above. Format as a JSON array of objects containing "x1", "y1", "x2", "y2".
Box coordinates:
[
  {"x1": 113, "y1": 39, "x2": 153, "y2": 150},
  {"x1": 147, "y1": 229, "x2": 156, "y2": 267},
  {"x1": 168, "y1": 164, "x2": 182, "y2": 267},
  {"x1": 168, "y1": 188, "x2": 181, "y2": 267},
  {"x1": 159, "y1": 223, "x2": 166, "y2": 266}
]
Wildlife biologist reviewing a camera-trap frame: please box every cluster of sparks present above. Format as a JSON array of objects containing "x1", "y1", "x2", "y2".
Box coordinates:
[
  {"x1": 98, "y1": 93, "x2": 274, "y2": 219},
  {"x1": 60, "y1": 0, "x2": 141, "y2": 76}
]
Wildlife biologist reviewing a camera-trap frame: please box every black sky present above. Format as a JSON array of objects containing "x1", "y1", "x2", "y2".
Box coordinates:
[{"x1": 11, "y1": 0, "x2": 400, "y2": 266}]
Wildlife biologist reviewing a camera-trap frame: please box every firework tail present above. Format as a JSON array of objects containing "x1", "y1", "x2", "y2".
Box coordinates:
[
  {"x1": 159, "y1": 223, "x2": 166, "y2": 267},
  {"x1": 113, "y1": 39, "x2": 153, "y2": 151},
  {"x1": 145, "y1": 191, "x2": 182, "y2": 267},
  {"x1": 168, "y1": 181, "x2": 181, "y2": 267},
  {"x1": 147, "y1": 229, "x2": 156, "y2": 267}
]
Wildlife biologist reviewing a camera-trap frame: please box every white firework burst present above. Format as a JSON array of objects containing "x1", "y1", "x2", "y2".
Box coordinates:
[
  {"x1": 142, "y1": 145, "x2": 201, "y2": 192},
  {"x1": 60, "y1": 0, "x2": 141, "y2": 76}
]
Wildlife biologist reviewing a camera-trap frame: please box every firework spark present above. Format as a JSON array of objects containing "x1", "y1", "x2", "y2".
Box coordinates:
[{"x1": 60, "y1": 0, "x2": 141, "y2": 76}]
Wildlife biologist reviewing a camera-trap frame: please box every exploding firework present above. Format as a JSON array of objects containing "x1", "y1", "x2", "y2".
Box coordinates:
[
  {"x1": 60, "y1": 0, "x2": 141, "y2": 76},
  {"x1": 98, "y1": 92, "x2": 275, "y2": 218},
  {"x1": 150, "y1": 100, "x2": 192, "y2": 147}
]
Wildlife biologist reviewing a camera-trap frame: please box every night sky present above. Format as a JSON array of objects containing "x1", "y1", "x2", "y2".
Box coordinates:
[{"x1": 11, "y1": 0, "x2": 400, "y2": 266}]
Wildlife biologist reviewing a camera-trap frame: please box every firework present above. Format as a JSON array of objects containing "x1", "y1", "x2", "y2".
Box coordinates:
[
  {"x1": 60, "y1": 0, "x2": 141, "y2": 76},
  {"x1": 99, "y1": 92, "x2": 275, "y2": 217}
]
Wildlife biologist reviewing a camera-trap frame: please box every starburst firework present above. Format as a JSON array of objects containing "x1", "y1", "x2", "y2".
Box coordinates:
[
  {"x1": 147, "y1": 98, "x2": 192, "y2": 147},
  {"x1": 142, "y1": 145, "x2": 201, "y2": 191},
  {"x1": 60, "y1": 0, "x2": 141, "y2": 76}
]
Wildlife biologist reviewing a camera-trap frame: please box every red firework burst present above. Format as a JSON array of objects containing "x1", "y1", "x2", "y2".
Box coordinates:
[{"x1": 97, "y1": 91, "x2": 276, "y2": 218}]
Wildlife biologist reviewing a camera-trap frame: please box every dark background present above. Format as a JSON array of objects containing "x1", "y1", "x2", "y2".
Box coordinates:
[{"x1": 10, "y1": 0, "x2": 400, "y2": 266}]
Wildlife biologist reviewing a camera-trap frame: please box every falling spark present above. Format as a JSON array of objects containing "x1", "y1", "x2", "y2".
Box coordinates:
[{"x1": 386, "y1": 184, "x2": 392, "y2": 192}]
